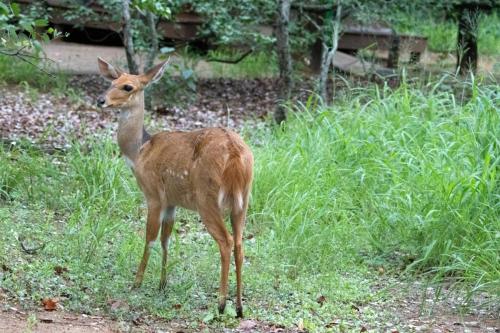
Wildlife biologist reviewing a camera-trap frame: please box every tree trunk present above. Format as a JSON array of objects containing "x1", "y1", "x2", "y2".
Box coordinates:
[
  {"x1": 145, "y1": 11, "x2": 159, "y2": 112},
  {"x1": 387, "y1": 29, "x2": 400, "y2": 69},
  {"x1": 456, "y1": 4, "x2": 479, "y2": 75},
  {"x1": 275, "y1": 0, "x2": 293, "y2": 124},
  {"x1": 145, "y1": 11, "x2": 159, "y2": 70},
  {"x1": 318, "y1": 4, "x2": 341, "y2": 102},
  {"x1": 122, "y1": 0, "x2": 139, "y2": 74}
]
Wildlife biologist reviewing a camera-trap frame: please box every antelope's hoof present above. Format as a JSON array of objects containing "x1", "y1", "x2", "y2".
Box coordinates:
[
  {"x1": 236, "y1": 306, "x2": 243, "y2": 318},
  {"x1": 158, "y1": 280, "x2": 167, "y2": 291},
  {"x1": 218, "y1": 302, "x2": 226, "y2": 315},
  {"x1": 131, "y1": 281, "x2": 142, "y2": 290}
]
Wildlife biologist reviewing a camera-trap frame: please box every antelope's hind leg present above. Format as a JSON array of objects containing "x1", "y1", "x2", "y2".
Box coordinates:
[
  {"x1": 199, "y1": 205, "x2": 233, "y2": 315},
  {"x1": 231, "y1": 207, "x2": 246, "y2": 318}
]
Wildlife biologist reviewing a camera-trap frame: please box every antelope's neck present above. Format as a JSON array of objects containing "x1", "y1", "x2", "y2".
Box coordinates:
[{"x1": 117, "y1": 94, "x2": 145, "y2": 164}]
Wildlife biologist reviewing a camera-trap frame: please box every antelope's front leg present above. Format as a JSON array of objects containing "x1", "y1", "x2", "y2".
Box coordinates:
[
  {"x1": 159, "y1": 206, "x2": 176, "y2": 290},
  {"x1": 133, "y1": 203, "x2": 162, "y2": 289}
]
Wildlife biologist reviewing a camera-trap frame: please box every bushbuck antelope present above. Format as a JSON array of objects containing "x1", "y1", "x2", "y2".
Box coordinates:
[{"x1": 96, "y1": 57, "x2": 253, "y2": 317}]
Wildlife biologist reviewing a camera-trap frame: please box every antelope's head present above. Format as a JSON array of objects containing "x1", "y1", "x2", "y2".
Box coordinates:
[{"x1": 96, "y1": 57, "x2": 168, "y2": 109}]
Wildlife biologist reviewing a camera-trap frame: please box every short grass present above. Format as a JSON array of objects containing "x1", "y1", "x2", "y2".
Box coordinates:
[{"x1": 0, "y1": 80, "x2": 499, "y2": 331}]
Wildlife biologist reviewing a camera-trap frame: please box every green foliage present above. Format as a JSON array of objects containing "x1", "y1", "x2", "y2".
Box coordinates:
[
  {"x1": 184, "y1": 0, "x2": 275, "y2": 47},
  {"x1": 0, "y1": 2, "x2": 60, "y2": 51}
]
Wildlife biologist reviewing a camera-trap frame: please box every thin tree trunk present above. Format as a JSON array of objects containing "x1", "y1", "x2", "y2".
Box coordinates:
[
  {"x1": 145, "y1": 11, "x2": 159, "y2": 112},
  {"x1": 456, "y1": 4, "x2": 479, "y2": 75},
  {"x1": 122, "y1": 0, "x2": 139, "y2": 74},
  {"x1": 318, "y1": 4, "x2": 341, "y2": 102},
  {"x1": 145, "y1": 11, "x2": 159, "y2": 70},
  {"x1": 387, "y1": 28, "x2": 400, "y2": 69},
  {"x1": 275, "y1": 0, "x2": 293, "y2": 124}
]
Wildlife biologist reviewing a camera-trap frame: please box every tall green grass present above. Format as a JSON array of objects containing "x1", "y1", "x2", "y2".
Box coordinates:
[{"x1": 251, "y1": 80, "x2": 499, "y2": 294}]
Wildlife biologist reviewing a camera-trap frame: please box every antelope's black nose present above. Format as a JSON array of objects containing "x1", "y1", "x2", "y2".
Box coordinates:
[{"x1": 97, "y1": 96, "x2": 106, "y2": 106}]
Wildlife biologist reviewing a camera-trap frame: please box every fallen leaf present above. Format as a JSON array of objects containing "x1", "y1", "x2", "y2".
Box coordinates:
[
  {"x1": 172, "y1": 303, "x2": 182, "y2": 309},
  {"x1": 54, "y1": 265, "x2": 68, "y2": 275},
  {"x1": 42, "y1": 298, "x2": 58, "y2": 311},
  {"x1": 351, "y1": 304, "x2": 360, "y2": 312},
  {"x1": 316, "y1": 295, "x2": 326, "y2": 307},
  {"x1": 238, "y1": 320, "x2": 258, "y2": 330}
]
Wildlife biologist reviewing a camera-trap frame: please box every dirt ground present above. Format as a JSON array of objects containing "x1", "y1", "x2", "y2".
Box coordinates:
[
  {"x1": 1, "y1": 284, "x2": 499, "y2": 333},
  {"x1": 0, "y1": 306, "x2": 301, "y2": 333}
]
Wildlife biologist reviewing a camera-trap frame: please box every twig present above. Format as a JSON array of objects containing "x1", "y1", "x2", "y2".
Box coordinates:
[{"x1": 207, "y1": 49, "x2": 253, "y2": 64}]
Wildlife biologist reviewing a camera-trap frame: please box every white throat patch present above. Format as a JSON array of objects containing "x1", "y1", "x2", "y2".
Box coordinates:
[{"x1": 123, "y1": 155, "x2": 135, "y2": 169}]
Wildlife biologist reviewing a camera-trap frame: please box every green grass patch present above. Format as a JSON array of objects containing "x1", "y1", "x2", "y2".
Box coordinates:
[
  {"x1": 0, "y1": 80, "x2": 499, "y2": 330},
  {"x1": 207, "y1": 50, "x2": 278, "y2": 78},
  {"x1": 0, "y1": 54, "x2": 74, "y2": 96}
]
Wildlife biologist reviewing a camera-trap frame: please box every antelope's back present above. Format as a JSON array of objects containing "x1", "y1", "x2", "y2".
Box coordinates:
[{"x1": 134, "y1": 128, "x2": 253, "y2": 208}]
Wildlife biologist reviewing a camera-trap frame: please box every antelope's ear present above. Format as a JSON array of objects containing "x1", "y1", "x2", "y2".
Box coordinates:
[
  {"x1": 97, "y1": 57, "x2": 123, "y2": 81},
  {"x1": 140, "y1": 59, "x2": 169, "y2": 86}
]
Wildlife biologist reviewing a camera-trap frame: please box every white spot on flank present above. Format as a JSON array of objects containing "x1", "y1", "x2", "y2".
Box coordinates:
[
  {"x1": 183, "y1": 170, "x2": 188, "y2": 176},
  {"x1": 218, "y1": 189, "x2": 225, "y2": 208},
  {"x1": 123, "y1": 156, "x2": 135, "y2": 169},
  {"x1": 236, "y1": 192, "x2": 243, "y2": 211}
]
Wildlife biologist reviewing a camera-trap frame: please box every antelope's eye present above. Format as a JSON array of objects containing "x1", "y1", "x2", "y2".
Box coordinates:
[{"x1": 123, "y1": 84, "x2": 134, "y2": 92}]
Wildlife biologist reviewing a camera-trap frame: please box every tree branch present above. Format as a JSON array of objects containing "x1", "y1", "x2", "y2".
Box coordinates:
[{"x1": 207, "y1": 49, "x2": 253, "y2": 64}]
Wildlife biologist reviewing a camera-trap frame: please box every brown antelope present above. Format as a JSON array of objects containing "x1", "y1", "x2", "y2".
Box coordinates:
[{"x1": 96, "y1": 57, "x2": 253, "y2": 317}]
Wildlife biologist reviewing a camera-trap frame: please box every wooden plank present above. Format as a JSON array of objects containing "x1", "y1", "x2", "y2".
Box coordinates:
[{"x1": 332, "y1": 51, "x2": 394, "y2": 77}]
